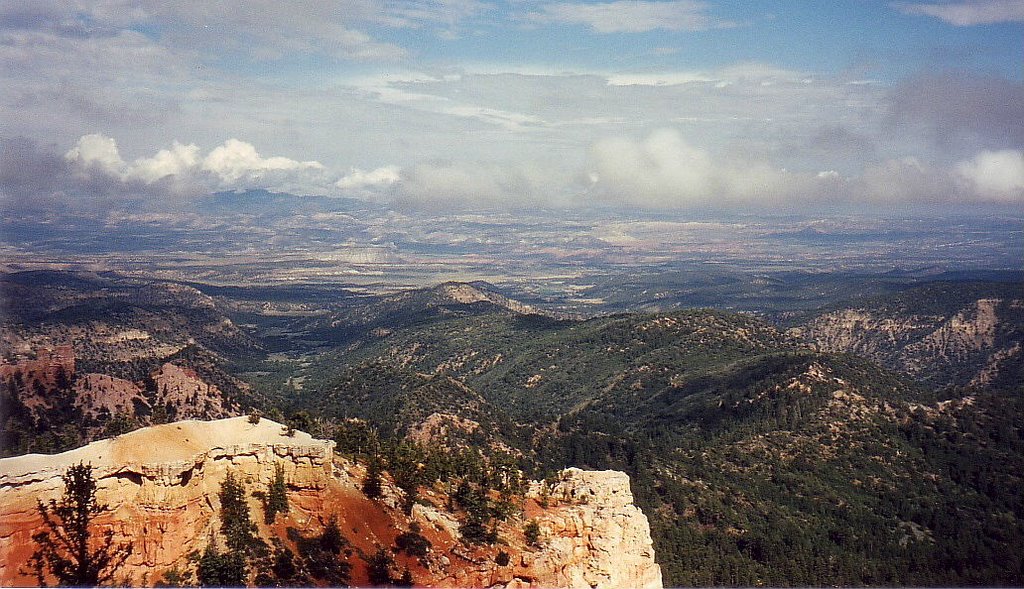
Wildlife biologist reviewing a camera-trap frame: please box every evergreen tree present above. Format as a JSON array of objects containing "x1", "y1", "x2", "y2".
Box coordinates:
[
  {"x1": 397, "y1": 567, "x2": 414, "y2": 588},
  {"x1": 365, "y1": 548, "x2": 395, "y2": 587},
  {"x1": 264, "y1": 464, "x2": 289, "y2": 524},
  {"x1": 198, "y1": 473, "x2": 268, "y2": 586},
  {"x1": 524, "y1": 520, "x2": 541, "y2": 547},
  {"x1": 496, "y1": 550, "x2": 511, "y2": 566},
  {"x1": 154, "y1": 565, "x2": 192, "y2": 587},
  {"x1": 196, "y1": 542, "x2": 246, "y2": 587},
  {"x1": 395, "y1": 525, "x2": 431, "y2": 558},
  {"x1": 219, "y1": 471, "x2": 266, "y2": 557},
  {"x1": 103, "y1": 412, "x2": 137, "y2": 438},
  {"x1": 25, "y1": 462, "x2": 133, "y2": 587},
  {"x1": 318, "y1": 515, "x2": 345, "y2": 555},
  {"x1": 393, "y1": 467, "x2": 420, "y2": 516},
  {"x1": 292, "y1": 516, "x2": 351, "y2": 586},
  {"x1": 363, "y1": 457, "x2": 384, "y2": 499},
  {"x1": 253, "y1": 543, "x2": 305, "y2": 587}
]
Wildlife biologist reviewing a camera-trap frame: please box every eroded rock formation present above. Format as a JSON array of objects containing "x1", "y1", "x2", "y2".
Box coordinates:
[
  {"x1": 796, "y1": 297, "x2": 1023, "y2": 386},
  {"x1": 513, "y1": 468, "x2": 663, "y2": 589},
  {"x1": 0, "y1": 418, "x2": 662, "y2": 588}
]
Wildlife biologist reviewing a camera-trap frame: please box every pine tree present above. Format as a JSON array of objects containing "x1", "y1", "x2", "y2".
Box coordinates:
[
  {"x1": 365, "y1": 548, "x2": 395, "y2": 587},
  {"x1": 196, "y1": 541, "x2": 246, "y2": 587},
  {"x1": 219, "y1": 471, "x2": 266, "y2": 557},
  {"x1": 524, "y1": 520, "x2": 541, "y2": 547},
  {"x1": 363, "y1": 456, "x2": 384, "y2": 499},
  {"x1": 264, "y1": 463, "x2": 289, "y2": 524},
  {"x1": 397, "y1": 567, "x2": 414, "y2": 588},
  {"x1": 25, "y1": 462, "x2": 133, "y2": 587},
  {"x1": 293, "y1": 516, "x2": 350, "y2": 586},
  {"x1": 318, "y1": 515, "x2": 345, "y2": 554}
]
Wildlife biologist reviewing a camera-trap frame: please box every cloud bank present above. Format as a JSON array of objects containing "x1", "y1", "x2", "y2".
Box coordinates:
[
  {"x1": 956, "y1": 149, "x2": 1024, "y2": 199},
  {"x1": 4, "y1": 124, "x2": 1022, "y2": 215},
  {"x1": 64, "y1": 134, "x2": 330, "y2": 195},
  {"x1": 4, "y1": 135, "x2": 335, "y2": 208},
  {"x1": 584, "y1": 129, "x2": 1023, "y2": 209}
]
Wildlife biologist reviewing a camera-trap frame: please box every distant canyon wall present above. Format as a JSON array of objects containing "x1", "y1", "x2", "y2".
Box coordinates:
[{"x1": 795, "y1": 297, "x2": 1023, "y2": 387}]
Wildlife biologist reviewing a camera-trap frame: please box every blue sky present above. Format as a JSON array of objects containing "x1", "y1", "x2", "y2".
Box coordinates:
[
  {"x1": 370, "y1": 1, "x2": 1021, "y2": 81},
  {"x1": 1, "y1": 0, "x2": 1022, "y2": 211}
]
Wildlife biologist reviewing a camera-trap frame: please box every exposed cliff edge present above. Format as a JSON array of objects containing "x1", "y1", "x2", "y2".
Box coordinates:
[
  {"x1": 0, "y1": 418, "x2": 662, "y2": 588},
  {"x1": 0, "y1": 418, "x2": 333, "y2": 585},
  {"x1": 794, "y1": 296, "x2": 1023, "y2": 387},
  {"x1": 517, "y1": 469, "x2": 663, "y2": 589}
]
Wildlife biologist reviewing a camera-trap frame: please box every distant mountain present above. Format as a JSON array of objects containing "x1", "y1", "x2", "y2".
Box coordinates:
[
  {"x1": 377, "y1": 281, "x2": 539, "y2": 317},
  {"x1": 195, "y1": 189, "x2": 382, "y2": 218}
]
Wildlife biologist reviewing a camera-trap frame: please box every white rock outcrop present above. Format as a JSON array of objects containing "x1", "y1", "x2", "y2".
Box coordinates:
[
  {"x1": 516, "y1": 468, "x2": 664, "y2": 589},
  {"x1": 0, "y1": 418, "x2": 334, "y2": 583},
  {"x1": 0, "y1": 420, "x2": 662, "y2": 588}
]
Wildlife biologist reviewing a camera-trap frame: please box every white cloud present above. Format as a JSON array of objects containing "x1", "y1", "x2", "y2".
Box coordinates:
[
  {"x1": 107, "y1": 2, "x2": 406, "y2": 60},
  {"x1": 896, "y1": 0, "x2": 1024, "y2": 25},
  {"x1": 606, "y1": 71, "x2": 718, "y2": 87},
  {"x1": 589, "y1": 130, "x2": 713, "y2": 203},
  {"x1": 65, "y1": 133, "x2": 127, "y2": 177},
  {"x1": 63, "y1": 134, "x2": 332, "y2": 196},
  {"x1": 956, "y1": 149, "x2": 1024, "y2": 199},
  {"x1": 606, "y1": 63, "x2": 806, "y2": 87},
  {"x1": 586, "y1": 128, "x2": 826, "y2": 207},
  {"x1": 336, "y1": 166, "x2": 402, "y2": 190},
  {"x1": 527, "y1": 0, "x2": 734, "y2": 33},
  {"x1": 131, "y1": 141, "x2": 201, "y2": 182},
  {"x1": 858, "y1": 152, "x2": 1024, "y2": 204},
  {"x1": 584, "y1": 129, "x2": 1024, "y2": 208},
  {"x1": 201, "y1": 139, "x2": 324, "y2": 184},
  {"x1": 382, "y1": 0, "x2": 492, "y2": 32}
]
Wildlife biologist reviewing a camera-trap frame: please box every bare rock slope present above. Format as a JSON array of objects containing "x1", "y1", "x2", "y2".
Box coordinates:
[{"x1": 795, "y1": 294, "x2": 1023, "y2": 387}]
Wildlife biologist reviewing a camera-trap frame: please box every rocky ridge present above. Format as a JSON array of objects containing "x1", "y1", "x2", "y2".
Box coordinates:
[
  {"x1": 795, "y1": 296, "x2": 1023, "y2": 387},
  {"x1": 0, "y1": 418, "x2": 662, "y2": 588}
]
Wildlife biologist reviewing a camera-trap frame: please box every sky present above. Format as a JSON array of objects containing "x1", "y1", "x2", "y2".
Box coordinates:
[{"x1": 1, "y1": 0, "x2": 1023, "y2": 213}]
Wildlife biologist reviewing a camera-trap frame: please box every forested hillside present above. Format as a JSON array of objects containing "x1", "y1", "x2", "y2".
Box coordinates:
[
  {"x1": 260, "y1": 291, "x2": 1022, "y2": 586},
  {"x1": 3, "y1": 271, "x2": 1022, "y2": 586}
]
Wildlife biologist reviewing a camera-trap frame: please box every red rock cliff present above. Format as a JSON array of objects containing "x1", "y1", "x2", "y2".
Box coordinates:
[{"x1": 0, "y1": 418, "x2": 662, "y2": 588}]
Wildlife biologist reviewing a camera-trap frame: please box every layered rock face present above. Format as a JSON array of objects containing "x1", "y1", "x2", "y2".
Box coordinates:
[
  {"x1": 417, "y1": 468, "x2": 663, "y2": 589},
  {"x1": 0, "y1": 418, "x2": 334, "y2": 585},
  {"x1": 0, "y1": 419, "x2": 662, "y2": 588}
]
